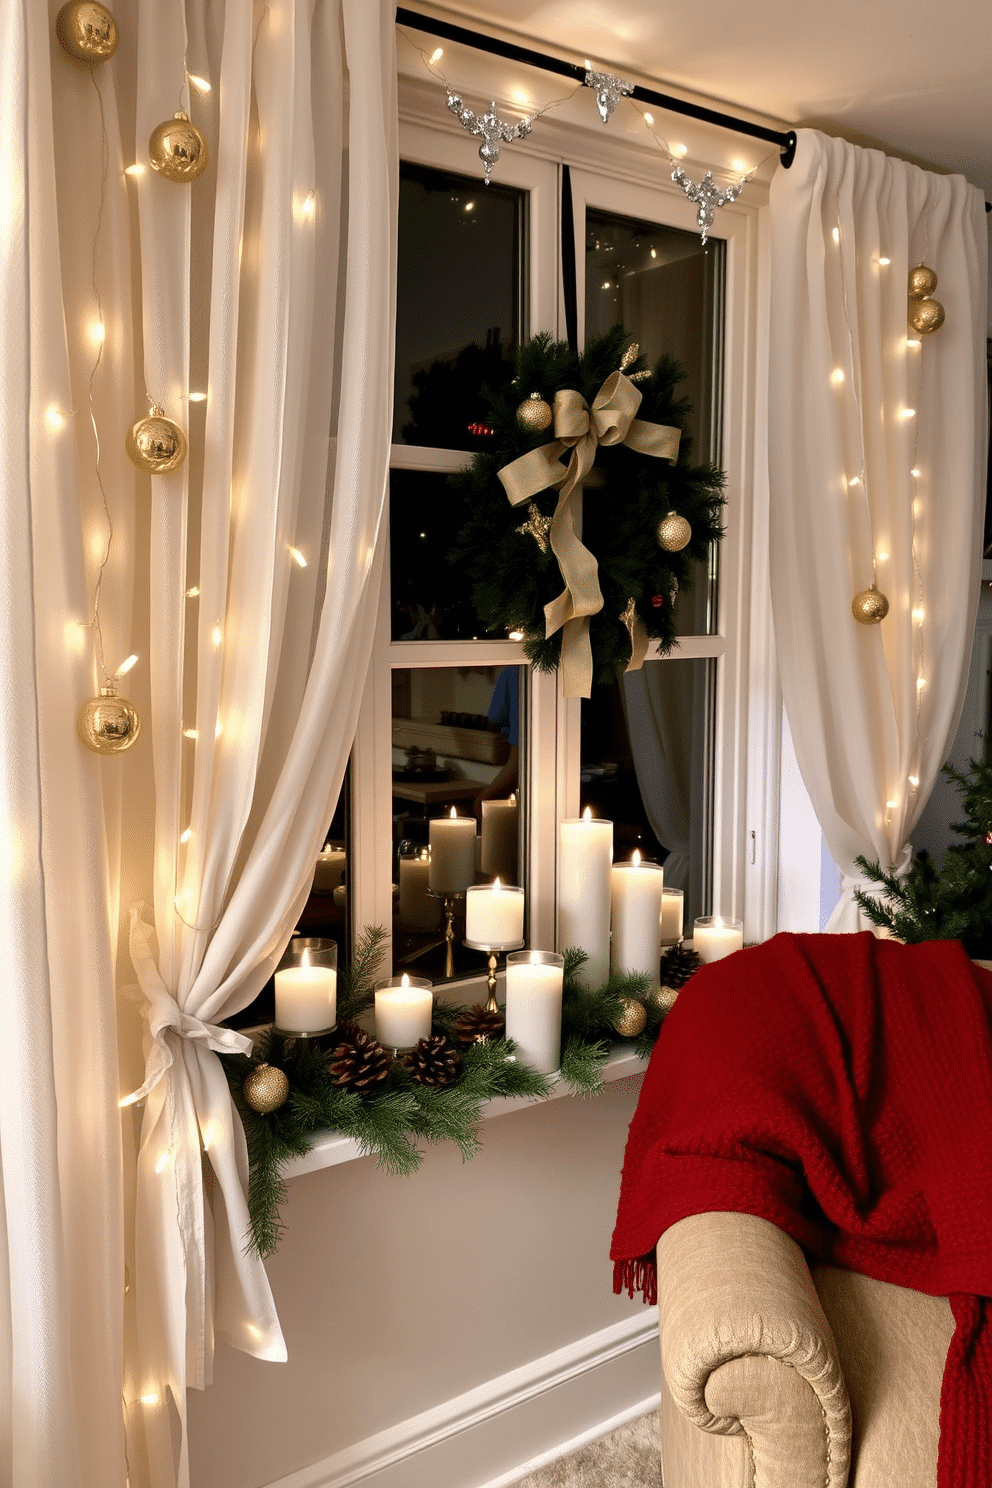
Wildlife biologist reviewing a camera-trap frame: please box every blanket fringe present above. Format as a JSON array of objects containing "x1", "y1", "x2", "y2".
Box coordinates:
[{"x1": 613, "y1": 1255, "x2": 657, "y2": 1305}]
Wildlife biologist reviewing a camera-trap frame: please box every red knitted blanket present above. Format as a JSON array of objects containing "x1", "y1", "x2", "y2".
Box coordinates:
[{"x1": 611, "y1": 932, "x2": 992, "y2": 1488}]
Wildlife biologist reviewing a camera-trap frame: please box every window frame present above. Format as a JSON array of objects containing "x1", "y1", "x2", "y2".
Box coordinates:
[{"x1": 349, "y1": 100, "x2": 770, "y2": 980}]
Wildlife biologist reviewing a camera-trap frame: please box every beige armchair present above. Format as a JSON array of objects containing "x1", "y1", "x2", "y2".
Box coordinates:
[{"x1": 656, "y1": 1210, "x2": 954, "y2": 1487}]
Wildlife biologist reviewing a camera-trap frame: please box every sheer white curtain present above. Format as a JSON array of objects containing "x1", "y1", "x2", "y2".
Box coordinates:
[
  {"x1": 767, "y1": 130, "x2": 988, "y2": 931},
  {"x1": 2, "y1": 1, "x2": 396, "y2": 1486}
]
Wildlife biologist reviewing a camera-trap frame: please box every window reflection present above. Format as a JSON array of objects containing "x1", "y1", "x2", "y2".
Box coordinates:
[
  {"x1": 585, "y1": 209, "x2": 723, "y2": 637},
  {"x1": 580, "y1": 659, "x2": 714, "y2": 928},
  {"x1": 394, "y1": 162, "x2": 525, "y2": 449},
  {"x1": 391, "y1": 665, "x2": 526, "y2": 982},
  {"x1": 390, "y1": 469, "x2": 501, "y2": 641}
]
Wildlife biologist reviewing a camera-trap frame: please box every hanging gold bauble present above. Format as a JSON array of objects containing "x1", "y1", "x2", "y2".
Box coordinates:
[
  {"x1": 852, "y1": 585, "x2": 890, "y2": 625},
  {"x1": 149, "y1": 112, "x2": 208, "y2": 183},
  {"x1": 908, "y1": 263, "x2": 938, "y2": 299},
  {"x1": 77, "y1": 684, "x2": 141, "y2": 755},
  {"x1": 126, "y1": 406, "x2": 188, "y2": 474},
  {"x1": 909, "y1": 297, "x2": 945, "y2": 335},
  {"x1": 242, "y1": 1064, "x2": 290, "y2": 1115},
  {"x1": 611, "y1": 996, "x2": 648, "y2": 1038},
  {"x1": 516, "y1": 392, "x2": 553, "y2": 433},
  {"x1": 650, "y1": 985, "x2": 680, "y2": 1015},
  {"x1": 55, "y1": 2, "x2": 119, "y2": 63},
  {"x1": 657, "y1": 511, "x2": 692, "y2": 552}
]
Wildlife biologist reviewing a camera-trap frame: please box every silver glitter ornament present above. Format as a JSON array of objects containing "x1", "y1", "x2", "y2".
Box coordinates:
[
  {"x1": 671, "y1": 166, "x2": 747, "y2": 246},
  {"x1": 583, "y1": 69, "x2": 634, "y2": 124},
  {"x1": 445, "y1": 94, "x2": 532, "y2": 184}
]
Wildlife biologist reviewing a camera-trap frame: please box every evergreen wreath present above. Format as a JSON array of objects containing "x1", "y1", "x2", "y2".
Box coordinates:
[
  {"x1": 855, "y1": 756, "x2": 992, "y2": 957},
  {"x1": 448, "y1": 325, "x2": 725, "y2": 689},
  {"x1": 223, "y1": 930, "x2": 694, "y2": 1258}
]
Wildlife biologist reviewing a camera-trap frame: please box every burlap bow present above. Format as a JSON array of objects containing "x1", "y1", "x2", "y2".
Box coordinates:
[{"x1": 498, "y1": 371, "x2": 680, "y2": 697}]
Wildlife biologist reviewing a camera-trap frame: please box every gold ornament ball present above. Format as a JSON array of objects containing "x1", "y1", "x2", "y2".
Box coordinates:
[
  {"x1": 149, "y1": 112, "x2": 209, "y2": 183},
  {"x1": 657, "y1": 511, "x2": 692, "y2": 552},
  {"x1": 852, "y1": 586, "x2": 890, "y2": 625},
  {"x1": 612, "y1": 996, "x2": 648, "y2": 1038},
  {"x1": 517, "y1": 392, "x2": 553, "y2": 433},
  {"x1": 650, "y1": 985, "x2": 679, "y2": 1015},
  {"x1": 242, "y1": 1064, "x2": 290, "y2": 1115},
  {"x1": 909, "y1": 297, "x2": 945, "y2": 335},
  {"x1": 55, "y1": 2, "x2": 119, "y2": 63},
  {"x1": 77, "y1": 687, "x2": 141, "y2": 755},
  {"x1": 126, "y1": 408, "x2": 188, "y2": 474},
  {"x1": 908, "y1": 264, "x2": 938, "y2": 299}
]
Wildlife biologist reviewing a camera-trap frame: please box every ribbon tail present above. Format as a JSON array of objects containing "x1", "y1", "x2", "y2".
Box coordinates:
[
  {"x1": 497, "y1": 439, "x2": 571, "y2": 506},
  {"x1": 624, "y1": 610, "x2": 651, "y2": 672},
  {"x1": 559, "y1": 616, "x2": 594, "y2": 698}
]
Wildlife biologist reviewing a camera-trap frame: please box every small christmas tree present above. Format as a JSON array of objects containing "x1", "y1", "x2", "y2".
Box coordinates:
[{"x1": 855, "y1": 756, "x2": 992, "y2": 957}]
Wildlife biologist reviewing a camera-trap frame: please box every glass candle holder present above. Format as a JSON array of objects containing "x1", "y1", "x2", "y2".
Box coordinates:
[
  {"x1": 464, "y1": 881, "x2": 525, "y2": 950},
  {"x1": 274, "y1": 937, "x2": 338, "y2": 1035},
  {"x1": 374, "y1": 974, "x2": 434, "y2": 1052},
  {"x1": 693, "y1": 915, "x2": 744, "y2": 964},
  {"x1": 660, "y1": 887, "x2": 684, "y2": 947},
  {"x1": 505, "y1": 950, "x2": 564, "y2": 1075}
]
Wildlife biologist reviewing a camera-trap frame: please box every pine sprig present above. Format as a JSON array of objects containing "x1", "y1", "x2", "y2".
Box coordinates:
[
  {"x1": 336, "y1": 923, "x2": 389, "y2": 1023},
  {"x1": 559, "y1": 1036, "x2": 610, "y2": 1094}
]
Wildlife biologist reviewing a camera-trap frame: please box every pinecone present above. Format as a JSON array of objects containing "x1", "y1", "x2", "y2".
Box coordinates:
[
  {"x1": 654, "y1": 946, "x2": 702, "y2": 1013},
  {"x1": 327, "y1": 1025, "x2": 393, "y2": 1093},
  {"x1": 403, "y1": 1035, "x2": 462, "y2": 1088},
  {"x1": 454, "y1": 1007, "x2": 506, "y2": 1047}
]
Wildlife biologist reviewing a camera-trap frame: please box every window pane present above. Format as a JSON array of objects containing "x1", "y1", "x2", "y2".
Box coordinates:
[
  {"x1": 394, "y1": 162, "x2": 525, "y2": 449},
  {"x1": 391, "y1": 665, "x2": 527, "y2": 984},
  {"x1": 580, "y1": 658, "x2": 715, "y2": 931},
  {"x1": 585, "y1": 209, "x2": 723, "y2": 637},
  {"x1": 390, "y1": 469, "x2": 504, "y2": 642}
]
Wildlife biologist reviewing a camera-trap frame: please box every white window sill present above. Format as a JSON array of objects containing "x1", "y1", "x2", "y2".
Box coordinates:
[{"x1": 283, "y1": 1044, "x2": 649, "y2": 1180}]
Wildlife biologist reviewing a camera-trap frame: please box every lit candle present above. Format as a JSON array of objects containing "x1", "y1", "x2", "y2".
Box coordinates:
[
  {"x1": 481, "y1": 794, "x2": 519, "y2": 885},
  {"x1": 558, "y1": 809, "x2": 613, "y2": 988},
  {"x1": 465, "y1": 878, "x2": 524, "y2": 948},
  {"x1": 610, "y1": 851, "x2": 664, "y2": 984},
  {"x1": 275, "y1": 946, "x2": 337, "y2": 1033},
  {"x1": 428, "y1": 807, "x2": 477, "y2": 896},
  {"x1": 693, "y1": 915, "x2": 743, "y2": 964},
  {"x1": 312, "y1": 844, "x2": 346, "y2": 892},
  {"x1": 375, "y1": 974, "x2": 433, "y2": 1050},
  {"x1": 505, "y1": 950, "x2": 564, "y2": 1074},
  {"x1": 399, "y1": 848, "x2": 441, "y2": 931},
  {"x1": 660, "y1": 887, "x2": 684, "y2": 947}
]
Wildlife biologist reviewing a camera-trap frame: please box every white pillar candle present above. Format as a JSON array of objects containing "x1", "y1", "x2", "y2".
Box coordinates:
[
  {"x1": 312, "y1": 846, "x2": 346, "y2": 892},
  {"x1": 558, "y1": 809, "x2": 613, "y2": 989},
  {"x1": 465, "y1": 879, "x2": 525, "y2": 948},
  {"x1": 660, "y1": 887, "x2": 684, "y2": 947},
  {"x1": 610, "y1": 852, "x2": 664, "y2": 984},
  {"x1": 375, "y1": 974, "x2": 433, "y2": 1050},
  {"x1": 275, "y1": 947, "x2": 337, "y2": 1033},
  {"x1": 505, "y1": 950, "x2": 564, "y2": 1074},
  {"x1": 693, "y1": 916, "x2": 744, "y2": 964},
  {"x1": 481, "y1": 795, "x2": 519, "y2": 885},
  {"x1": 399, "y1": 849, "x2": 441, "y2": 931},
  {"x1": 428, "y1": 807, "x2": 477, "y2": 896}
]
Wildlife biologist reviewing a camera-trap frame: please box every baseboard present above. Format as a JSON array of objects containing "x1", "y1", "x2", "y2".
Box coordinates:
[{"x1": 262, "y1": 1309, "x2": 660, "y2": 1488}]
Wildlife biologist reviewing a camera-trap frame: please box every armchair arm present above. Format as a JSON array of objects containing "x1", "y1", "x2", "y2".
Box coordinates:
[{"x1": 657, "y1": 1211, "x2": 852, "y2": 1488}]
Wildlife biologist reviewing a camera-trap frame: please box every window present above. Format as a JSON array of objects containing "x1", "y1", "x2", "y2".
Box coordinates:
[{"x1": 348, "y1": 105, "x2": 761, "y2": 979}]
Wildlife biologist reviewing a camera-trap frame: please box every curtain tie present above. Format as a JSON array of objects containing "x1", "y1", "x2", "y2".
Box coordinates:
[
  {"x1": 122, "y1": 907, "x2": 252, "y2": 1106},
  {"x1": 497, "y1": 371, "x2": 680, "y2": 697}
]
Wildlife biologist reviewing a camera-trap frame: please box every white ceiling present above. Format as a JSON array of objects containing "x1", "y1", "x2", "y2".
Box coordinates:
[{"x1": 403, "y1": 0, "x2": 992, "y2": 204}]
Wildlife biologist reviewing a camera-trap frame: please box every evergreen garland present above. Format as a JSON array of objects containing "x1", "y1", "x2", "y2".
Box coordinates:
[
  {"x1": 447, "y1": 326, "x2": 725, "y2": 686},
  {"x1": 855, "y1": 757, "x2": 992, "y2": 957},
  {"x1": 223, "y1": 935, "x2": 692, "y2": 1257}
]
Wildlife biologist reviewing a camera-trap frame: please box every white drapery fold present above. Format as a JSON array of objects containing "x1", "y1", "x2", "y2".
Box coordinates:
[
  {"x1": 767, "y1": 130, "x2": 988, "y2": 931},
  {"x1": 116, "y1": 1, "x2": 397, "y2": 1485}
]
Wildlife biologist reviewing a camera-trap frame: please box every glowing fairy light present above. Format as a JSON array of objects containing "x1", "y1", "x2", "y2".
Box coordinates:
[{"x1": 288, "y1": 545, "x2": 308, "y2": 568}]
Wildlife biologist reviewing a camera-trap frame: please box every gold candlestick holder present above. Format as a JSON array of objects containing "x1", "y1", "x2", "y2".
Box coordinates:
[
  {"x1": 464, "y1": 936, "x2": 525, "y2": 1013},
  {"x1": 415, "y1": 890, "x2": 465, "y2": 979}
]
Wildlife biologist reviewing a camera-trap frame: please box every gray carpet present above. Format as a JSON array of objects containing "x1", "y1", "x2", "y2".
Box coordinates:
[{"x1": 514, "y1": 1411, "x2": 661, "y2": 1487}]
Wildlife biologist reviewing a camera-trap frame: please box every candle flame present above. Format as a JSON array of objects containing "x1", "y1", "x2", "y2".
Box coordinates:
[
  {"x1": 530, "y1": 950, "x2": 541, "y2": 965},
  {"x1": 509, "y1": 792, "x2": 516, "y2": 804},
  {"x1": 493, "y1": 877, "x2": 502, "y2": 891},
  {"x1": 401, "y1": 973, "x2": 410, "y2": 986},
  {"x1": 301, "y1": 948, "x2": 311, "y2": 969},
  {"x1": 582, "y1": 806, "x2": 592, "y2": 822},
  {"x1": 449, "y1": 806, "x2": 457, "y2": 819},
  {"x1": 632, "y1": 848, "x2": 641, "y2": 866}
]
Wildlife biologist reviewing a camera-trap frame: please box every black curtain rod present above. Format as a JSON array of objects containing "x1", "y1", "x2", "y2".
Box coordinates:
[{"x1": 396, "y1": 6, "x2": 798, "y2": 167}]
